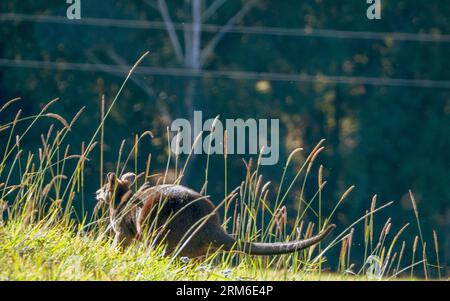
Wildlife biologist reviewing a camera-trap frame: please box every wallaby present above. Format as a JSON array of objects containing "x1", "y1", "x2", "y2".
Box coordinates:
[{"x1": 96, "y1": 172, "x2": 336, "y2": 258}]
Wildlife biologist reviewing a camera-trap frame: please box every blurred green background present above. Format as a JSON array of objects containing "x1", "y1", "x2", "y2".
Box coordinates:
[{"x1": 0, "y1": 1, "x2": 449, "y2": 274}]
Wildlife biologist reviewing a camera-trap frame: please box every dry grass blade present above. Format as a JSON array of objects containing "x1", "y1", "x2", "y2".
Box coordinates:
[
  {"x1": 118, "y1": 140, "x2": 126, "y2": 158},
  {"x1": 141, "y1": 130, "x2": 155, "y2": 139},
  {"x1": 0, "y1": 97, "x2": 21, "y2": 113},
  {"x1": 69, "y1": 106, "x2": 86, "y2": 129},
  {"x1": 0, "y1": 125, "x2": 10, "y2": 134},
  {"x1": 422, "y1": 242, "x2": 428, "y2": 280},
  {"x1": 325, "y1": 185, "x2": 355, "y2": 226},
  {"x1": 87, "y1": 141, "x2": 98, "y2": 153},
  {"x1": 369, "y1": 195, "x2": 377, "y2": 245},
  {"x1": 396, "y1": 241, "x2": 406, "y2": 276},
  {"x1": 340, "y1": 185, "x2": 355, "y2": 202},
  {"x1": 306, "y1": 139, "x2": 326, "y2": 163},
  {"x1": 46, "y1": 124, "x2": 54, "y2": 141},
  {"x1": 389, "y1": 223, "x2": 409, "y2": 250},
  {"x1": 257, "y1": 146, "x2": 266, "y2": 166},
  {"x1": 379, "y1": 218, "x2": 392, "y2": 242},
  {"x1": 42, "y1": 175, "x2": 68, "y2": 196},
  {"x1": 307, "y1": 146, "x2": 324, "y2": 173},
  {"x1": 41, "y1": 98, "x2": 59, "y2": 112},
  {"x1": 286, "y1": 147, "x2": 303, "y2": 166},
  {"x1": 409, "y1": 190, "x2": 419, "y2": 219},
  {"x1": 13, "y1": 109, "x2": 22, "y2": 124},
  {"x1": 318, "y1": 164, "x2": 324, "y2": 186},
  {"x1": 46, "y1": 113, "x2": 70, "y2": 129},
  {"x1": 261, "y1": 181, "x2": 271, "y2": 194},
  {"x1": 128, "y1": 51, "x2": 150, "y2": 75},
  {"x1": 432, "y1": 230, "x2": 441, "y2": 279},
  {"x1": 413, "y1": 235, "x2": 419, "y2": 253},
  {"x1": 408, "y1": 190, "x2": 426, "y2": 277}
]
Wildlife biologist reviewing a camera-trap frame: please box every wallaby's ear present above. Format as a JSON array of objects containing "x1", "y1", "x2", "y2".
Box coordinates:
[
  {"x1": 107, "y1": 172, "x2": 117, "y2": 185},
  {"x1": 120, "y1": 172, "x2": 136, "y2": 188}
]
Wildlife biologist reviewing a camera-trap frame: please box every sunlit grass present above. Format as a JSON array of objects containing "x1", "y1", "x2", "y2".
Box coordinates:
[{"x1": 0, "y1": 220, "x2": 425, "y2": 281}]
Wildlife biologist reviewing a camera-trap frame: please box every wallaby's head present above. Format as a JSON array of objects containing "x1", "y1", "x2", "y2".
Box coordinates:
[{"x1": 95, "y1": 172, "x2": 136, "y2": 209}]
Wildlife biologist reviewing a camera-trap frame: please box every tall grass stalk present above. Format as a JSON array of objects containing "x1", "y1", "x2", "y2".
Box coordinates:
[
  {"x1": 408, "y1": 190, "x2": 428, "y2": 278},
  {"x1": 432, "y1": 230, "x2": 441, "y2": 279}
]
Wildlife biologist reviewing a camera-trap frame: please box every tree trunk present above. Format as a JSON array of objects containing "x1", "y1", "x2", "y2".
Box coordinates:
[{"x1": 181, "y1": 0, "x2": 202, "y2": 186}]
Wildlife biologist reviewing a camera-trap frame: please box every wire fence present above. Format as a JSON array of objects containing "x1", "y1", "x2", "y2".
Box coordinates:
[
  {"x1": 1, "y1": 13, "x2": 450, "y2": 43},
  {"x1": 1, "y1": 13, "x2": 450, "y2": 89},
  {"x1": 1, "y1": 58, "x2": 450, "y2": 89}
]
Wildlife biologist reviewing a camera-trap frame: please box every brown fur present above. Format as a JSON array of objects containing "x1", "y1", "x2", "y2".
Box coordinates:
[{"x1": 97, "y1": 173, "x2": 336, "y2": 258}]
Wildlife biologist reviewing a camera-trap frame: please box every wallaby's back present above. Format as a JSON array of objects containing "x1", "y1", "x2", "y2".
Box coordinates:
[{"x1": 130, "y1": 184, "x2": 335, "y2": 258}]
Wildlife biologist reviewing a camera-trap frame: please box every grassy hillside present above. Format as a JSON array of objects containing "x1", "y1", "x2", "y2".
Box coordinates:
[{"x1": 0, "y1": 219, "x2": 423, "y2": 281}]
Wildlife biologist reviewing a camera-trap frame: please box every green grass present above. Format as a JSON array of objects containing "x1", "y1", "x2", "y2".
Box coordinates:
[
  {"x1": 0, "y1": 219, "x2": 213, "y2": 281},
  {"x1": 0, "y1": 219, "x2": 420, "y2": 281},
  {"x1": 0, "y1": 53, "x2": 443, "y2": 281}
]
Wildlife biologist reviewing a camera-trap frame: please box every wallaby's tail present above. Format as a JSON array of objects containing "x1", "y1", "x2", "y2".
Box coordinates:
[{"x1": 219, "y1": 224, "x2": 336, "y2": 256}]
